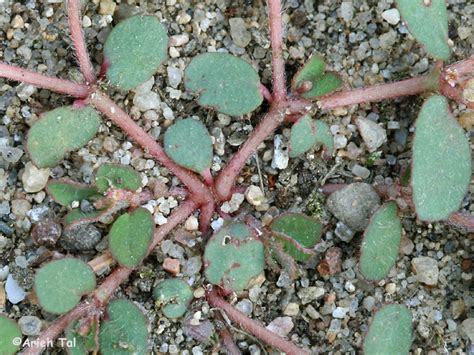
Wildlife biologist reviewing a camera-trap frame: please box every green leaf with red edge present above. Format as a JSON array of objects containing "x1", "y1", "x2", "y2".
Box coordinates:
[
  {"x1": 104, "y1": 15, "x2": 168, "y2": 90},
  {"x1": 395, "y1": 0, "x2": 450, "y2": 60},
  {"x1": 64, "y1": 209, "x2": 108, "y2": 226},
  {"x1": 289, "y1": 116, "x2": 334, "y2": 158},
  {"x1": 34, "y1": 258, "x2": 96, "y2": 314},
  {"x1": 184, "y1": 53, "x2": 263, "y2": 116},
  {"x1": 27, "y1": 106, "x2": 101, "y2": 168},
  {"x1": 204, "y1": 222, "x2": 264, "y2": 292},
  {"x1": 99, "y1": 300, "x2": 148, "y2": 355},
  {"x1": 108, "y1": 208, "x2": 154, "y2": 268},
  {"x1": 359, "y1": 202, "x2": 402, "y2": 281},
  {"x1": 411, "y1": 95, "x2": 471, "y2": 221},
  {"x1": 363, "y1": 304, "x2": 413, "y2": 355},
  {"x1": 0, "y1": 316, "x2": 22, "y2": 355},
  {"x1": 270, "y1": 213, "x2": 321, "y2": 262},
  {"x1": 291, "y1": 55, "x2": 342, "y2": 99},
  {"x1": 95, "y1": 163, "x2": 142, "y2": 193},
  {"x1": 47, "y1": 179, "x2": 100, "y2": 207},
  {"x1": 164, "y1": 118, "x2": 213, "y2": 174}
]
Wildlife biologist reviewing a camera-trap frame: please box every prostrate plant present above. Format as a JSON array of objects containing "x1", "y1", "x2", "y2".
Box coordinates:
[{"x1": 0, "y1": 0, "x2": 472, "y2": 354}]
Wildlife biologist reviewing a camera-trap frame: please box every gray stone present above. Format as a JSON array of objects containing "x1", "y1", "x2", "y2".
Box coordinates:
[
  {"x1": 229, "y1": 18, "x2": 251, "y2": 47},
  {"x1": 18, "y1": 315, "x2": 42, "y2": 336},
  {"x1": 271, "y1": 135, "x2": 289, "y2": 170},
  {"x1": 326, "y1": 183, "x2": 380, "y2": 231},
  {"x1": 356, "y1": 117, "x2": 387, "y2": 152},
  {"x1": 236, "y1": 299, "x2": 253, "y2": 315},
  {"x1": 461, "y1": 318, "x2": 474, "y2": 342},
  {"x1": 5, "y1": 274, "x2": 26, "y2": 304},
  {"x1": 351, "y1": 164, "x2": 370, "y2": 179},
  {"x1": 411, "y1": 256, "x2": 439, "y2": 286},
  {"x1": 60, "y1": 224, "x2": 102, "y2": 252},
  {"x1": 335, "y1": 222, "x2": 355, "y2": 242},
  {"x1": 340, "y1": 2, "x2": 354, "y2": 22},
  {"x1": 382, "y1": 9, "x2": 400, "y2": 25},
  {"x1": 297, "y1": 286, "x2": 325, "y2": 305}
]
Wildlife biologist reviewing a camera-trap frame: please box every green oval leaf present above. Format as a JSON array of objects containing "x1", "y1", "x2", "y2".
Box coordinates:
[
  {"x1": 95, "y1": 163, "x2": 142, "y2": 193},
  {"x1": 204, "y1": 222, "x2": 264, "y2": 292},
  {"x1": 108, "y1": 208, "x2": 154, "y2": 268},
  {"x1": 270, "y1": 213, "x2": 321, "y2": 262},
  {"x1": 184, "y1": 53, "x2": 263, "y2": 116},
  {"x1": 289, "y1": 116, "x2": 334, "y2": 158},
  {"x1": 291, "y1": 55, "x2": 342, "y2": 99},
  {"x1": 411, "y1": 95, "x2": 471, "y2": 221},
  {"x1": 47, "y1": 179, "x2": 100, "y2": 207},
  {"x1": 104, "y1": 15, "x2": 168, "y2": 90},
  {"x1": 359, "y1": 202, "x2": 402, "y2": 281},
  {"x1": 153, "y1": 279, "x2": 193, "y2": 318},
  {"x1": 27, "y1": 106, "x2": 101, "y2": 168},
  {"x1": 0, "y1": 316, "x2": 22, "y2": 355},
  {"x1": 164, "y1": 118, "x2": 213, "y2": 174},
  {"x1": 363, "y1": 304, "x2": 413, "y2": 355},
  {"x1": 34, "y1": 258, "x2": 96, "y2": 314},
  {"x1": 99, "y1": 300, "x2": 148, "y2": 355},
  {"x1": 395, "y1": 0, "x2": 450, "y2": 60}
]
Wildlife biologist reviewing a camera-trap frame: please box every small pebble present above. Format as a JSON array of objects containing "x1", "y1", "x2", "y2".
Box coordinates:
[
  {"x1": 412, "y1": 256, "x2": 439, "y2": 286},
  {"x1": 229, "y1": 18, "x2": 251, "y2": 47},
  {"x1": 60, "y1": 224, "x2": 102, "y2": 252},
  {"x1": 245, "y1": 185, "x2": 265, "y2": 207},
  {"x1": 163, "y1": 258, "x2": 180, "y2": 276},
  {"x1": 5, "y1": 274, "x2": 26, "y2": 304},
  {"x1": 332, "y1": 307, "x2": 348, "y2": 319},
  {"x1": 18, "y1": 315, "x2": 42, "y2": 336},
  {"x1": 184, "y1": 216, "x2": 199, "y2": 231},
  {"x1": 356, "y1": 118, "x2": 387, "y2": 152},
  {"x1": 266, "y1": 317, "x2": 294, "y2": 337},
  {"x1": 283, "y1": 303, "x2": 300, "y2": 316},
  {"x1": 22, "y1": 162, "x2": 50, "y2": 193},
  {"x1": 382, "y1": 9, "x2": 401, "y2": 25}
]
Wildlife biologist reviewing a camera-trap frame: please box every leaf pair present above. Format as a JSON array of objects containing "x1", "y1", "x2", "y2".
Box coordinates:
[{"x1": 47, "y1": 163, "x2": 142, "y2": 226}]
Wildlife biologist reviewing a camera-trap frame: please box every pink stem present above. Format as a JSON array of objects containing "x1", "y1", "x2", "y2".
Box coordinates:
[
  {"x1": 67, "y1": 0, "x2": 96, "y2": 84},
  {"x1": 89, "y1": 91, "x2": 212, "y2": 205},
  {"x1": 25, "y1": 200, "x2": 197, "y2": 355},
  {"x1": 199, "y1": 200, "x2": 215, "y2": 234},
  {"x1": 260, "y1": 84, "x2": 273, "y2": 102},
  {"x1": 206, "y1": 289, "x2": 311, "y2": 355},
  {"x1": 317, "y1": 75, "x2": 433, "y2": 110},
  {"x1": 447, "y1": 212, "x2": 474, "y2": 233},
  {"x1": 215, "y1": 103, "x2": 287, "y2": 201},
  {"x1": 267, "y1": 0, "x2": 286, "y2": 101},
  {"x1": 214, "y1": 311, "x2": 242, "y2": 355},
  {"x1": 0, "y1": 63, "x2": 89, "y2": 97},
  {"x1": 202, "y1": 168, "x2": 214, "y2": 186}
]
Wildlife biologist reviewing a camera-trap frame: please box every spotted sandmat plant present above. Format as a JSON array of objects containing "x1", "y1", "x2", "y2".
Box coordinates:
[{"x1": 0, "y1": 0, "x2": 472, "y2": 354}]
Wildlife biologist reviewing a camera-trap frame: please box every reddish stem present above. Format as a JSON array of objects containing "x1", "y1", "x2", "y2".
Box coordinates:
[
  {"x1": 67, "y1": 0, "x2": 96, "y2": 84},
  {"x1": 215, "y1": 102, "x2": 287, "y2": 201},
  {"x1": 316, "y1": 75, "x2": 434, "y2": 110},
  {"x1": 0, "y1": 63, "x2": 89, "y2": 97},
  {"x1": 25, "y1": 200, "x2": 197, "y2": 354},
  {"x1": 214, "y1": 312, "x2": 242, "y2": 355},
  {"x1": 206, "y1": 289, "x2": 310, "y2": 355},
  {"x1": 199, "y1": 200, "x2": 215, "y2": 234},
  {"x1": 260, "y1": 84, "x2": 273, "y2": 103},
  {"x1": 89, "y1": 91, "x2": 212, "y2": 205},
  {"x1": 267, "y1": 0, "x2": 286, "y2": 101}
]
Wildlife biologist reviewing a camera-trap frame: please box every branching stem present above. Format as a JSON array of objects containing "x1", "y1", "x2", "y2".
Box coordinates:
[{"x1": 206, "y1": 288, "x2": 311, "y2": 355}]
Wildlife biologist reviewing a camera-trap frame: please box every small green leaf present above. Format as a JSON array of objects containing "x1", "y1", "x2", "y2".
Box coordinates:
[
  {"x1": 108, "y1": 208, "x2": 154, "y2": 268},
  {"x1": 204, "y1": 222, "x2": 264, "y2": 292},
  {"x1": 395, "y1": 0, "x2": 450, "y2": 60},
  {"x1": 64, "y1": 209, "x2": 107, "y2": 226},
  {"x1": 270, "y1": 213, "x2": 321, "y2": 262},
  {"x1": 363, "y1": 304, "x2": 413, "y2": 355},
  {"x1": 359, "y1": 202, "x2": 402, "y2": 281},
  {"x1": 184, "y1": 53, "x2": 263, "y2": 116},
  {"x1": 66, "y1": 320, "x2": 98, "y2": 355},
  {"x1": 95, "y1": 163, "x2": 142, "y2": 193},
  {"x1": 99, "y1": 300, "x2": 148, "y2": 355},
  {"x1": 289, "y1": 116, "x2": 334, "y2": 158},
  {"x1": 164, "y1": 118, "x2": 213, "y2": 174},
  {"x1": 34, "y1": 258, "x2": 96, "y2": 314},
  {"x1": 27, "y1": 106, "x2": 101, "y2": 168},
  {"x1": 47, "y1": 179, "x2": 100, "y2": 207},
  {"x1": 153, "y1": 279, "x2": 193, "y2": 318},
  {"x1": 411, "y1": 95, "x2": 471, "y2": 221},
  {"x1": 0, "y1": 316, "x2": 22, "y2": 355},
  {"x1": 104, "y1": 15, "x2": 168, "y2": 90},
  {"x1": 292, "y1": 55, "x2": 342, "y2": 99}
]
